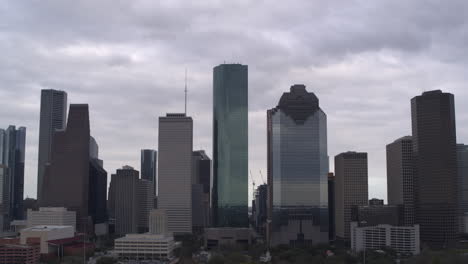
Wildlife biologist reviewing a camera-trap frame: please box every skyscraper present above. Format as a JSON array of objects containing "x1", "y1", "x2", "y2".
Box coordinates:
[
  {"x1": 267, "y1": 85, "x2": 329, "y2": 246},
  {"x1": 212, "y1": 63, "x2": 248, "y2": 227},
  {"x1": 457, "y1": 144, "x2": 468, "y2": 234},
  {"x1": 138, "y1": 179, "x2": 154, "y2": 233},
  {"x1": 386, "y1": 136, "x2": 415, "y2": 226},
  {"x1": 0, "y1": 126, "x2": 26, "y2": 223},
  {"x1": 328, "y1": 173, "x2": 335, "y2": 241},
  {"x1": 41, "y1": 104, "x2": 90, "y2": 232},
  {"x1": 411, "y1": 90, "x2": 458, "y2": 248},
  {"x1": 335, "y1": 152, "x2": 368, "y2": 241},
  {"x1": 158, "y1": 113, "x2": 193, "y2": 234},
  {"x1": 141, "y1": 149, "x2": 157, "y2": 195},
  {"x1": 192, "y1": 150, "x2": 211, "y2": 230},
  {"x1": 37, "y1": 89, "x2": 67, "y2": 203}
]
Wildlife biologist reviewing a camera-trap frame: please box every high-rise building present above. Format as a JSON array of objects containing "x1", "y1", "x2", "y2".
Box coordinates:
[
  {"x1": 149, "y1": 209, "x2": 168, "y2": 235},
  {"x1": 158, "y1": 114, "x2": 193, "y2": 234},
  {"x1": 141, "y1": 149, "x2": 157, "y2": 196},
  {"x1": 351, "y1": 204, "x2": 404, "y2": 227},
  {"x1": 40, "y1": 104, "x2": 90, "y2": 232},
  {"x1": 328, "y1": 173, "x2": 335, "y2": 241},
  {"x1": 108, "y1": 166, "x2": 139, "y2": 235},
  {"x1": 252, "y1": 184, "x2": 267, "y2": 237},
  {"x1": 387, "y1": 136, "x2": 415, "y2": 226},
  {"x1": 37, "y1": 89, "x2": 67, "y2": 203},
  {"x1": 267, "y1": 85, "x2": 329, "y2": 246},
  {"x1": 212, "y1": 64, "x2": 248, "y2": 228},
  {"x1": 335, "y1": 152, "x2": 368, "y2": 241},
  {"x1": 192, "y1": 150, "x2": 211, "y2": 231},
  {"x1": 457, "y1": 144, "x2": 468, "y2": 234},
  {"x1": 137, "y1": 179, "x2": 154, "y2": 233},
  {"x1": 89, "y1": 158, "x2": 107, "y2": 226},
  {"x1": 0, "y1": 126, "x2": 26, "y2": 224},
  {"x1": 411, "y1": 90, "x2": 458, "y2": 248}
]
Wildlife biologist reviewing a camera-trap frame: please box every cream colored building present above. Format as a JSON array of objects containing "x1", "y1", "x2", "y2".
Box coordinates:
[
  {"x1": 27, "y1": 208, "x2": 76, "y2": 231},
  {"x1": 149, "y1": 209, "x2": 168, "y2": 235},
  {"x1": 114, "y1": 233, "x2": 176, "y2": 260},
  {"x1": 20, "y1": 225, "x2": 74, "y2": 254}
]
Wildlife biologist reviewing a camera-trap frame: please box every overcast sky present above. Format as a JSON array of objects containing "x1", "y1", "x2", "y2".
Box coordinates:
[{"x1": 1, "y1": 0, "x2": 468, "y2": 202}]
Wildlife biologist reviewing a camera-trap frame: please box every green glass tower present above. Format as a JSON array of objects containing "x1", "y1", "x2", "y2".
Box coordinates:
[{"x1": 212, "y1": 64, "x2": 248, "y2": 227}]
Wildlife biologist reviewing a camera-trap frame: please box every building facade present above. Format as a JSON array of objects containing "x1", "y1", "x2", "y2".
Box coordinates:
[
  {"x1": 26, "y1": 207, "x2": 76, "y2": 230},
  {"x1": 141, "y1": 149, "x2": 157, "y2": 196},
  {"x1": 192, "y1": 150, "x2": 211, "y2": 231},
  {"x1": 37, "y1": 89, "x2": 67, "y2": 204},
  {"x1": 387, "y1": 136, "x2": 415, "y2": 226},
  {"x1": 212, "y1": 64, "x2": 249, "y2": 227},
  {"x1": 335, "y1": 152, "x2": 368, "y2": 241},
  {"x1": 114, "y1": 234, "x2": 176, "y2": 261},
  {"x1": 89, "y1": 158, "x2": 108, "y2": 227},
  {"x1": 351, "y1": 222, "x2": 420, "y2": 256},
  {"x1": 457, "y1": 144, "x2": 468, "y2": 234},
  {"x1": 149, "y1": 209, "x2": 168, "y2": 235},
  {"x1": 351, "y1": 205, "x2": 403, "y2": 227},
  {"x1": 20, "y1": 226, "x2": 75, "y2": 254},
  {"x1": 0, "y1": 126, "x2": 26, "y2": 224},
  {"x1": 252, "y1": 184, "x2": 267, "y2": 237},
  {"x1": 108, "y1": 166, "x2": 139, "y2": 235},
  {"x1": 158, "y1": 114, "x2": 193, "y2": 234},
  {"x1": 411, "y1": 90, "x2": 458, "y2": 248},
  {"x1": 328, "y1": 173, "x2": 335, "y2": 241},
  {"x1": 267, "y1": 85, "x2": 329, "y2": 246},
  {"x1": 137, "y1": 179, "x2": 154, "y2": 233}
]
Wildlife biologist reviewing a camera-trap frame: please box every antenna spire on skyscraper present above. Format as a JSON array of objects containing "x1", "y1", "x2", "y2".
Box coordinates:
[{"x1": 185, "y1": 68, "x2": 188, "y2": 115}]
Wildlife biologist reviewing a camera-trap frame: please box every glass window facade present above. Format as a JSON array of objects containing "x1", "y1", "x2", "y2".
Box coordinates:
[
  {"x1": 212, "y1": 64, "x2": 248, "y2": 227},
  {"x1": 268, "y1": 85, "x2": 329, "y2": 246}
]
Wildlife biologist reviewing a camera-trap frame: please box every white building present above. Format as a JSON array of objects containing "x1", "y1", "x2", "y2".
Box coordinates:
[
  {"x1": 114, "y1": 233, "x2": 176, "y2": 260},
  {"x1": 351, "y1": 222, "x2": 420, "y2": 256},
  {"x1": 27, "y1": 208, "x2": 76, "y2": 231},
  {"x1": 20, "y1": 225, "x2": 75, "y2": 254},
  {"x1": 158, "y1": 114, "x2": 193, "y2": 234},
  {"x1": 149, "y1": 209, "x2": 168, "y2": 235}
]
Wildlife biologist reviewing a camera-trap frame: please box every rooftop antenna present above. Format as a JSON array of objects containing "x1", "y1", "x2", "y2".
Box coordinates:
[{"x1": 184, "y1": 68, "x2": 188, "y2": 115}]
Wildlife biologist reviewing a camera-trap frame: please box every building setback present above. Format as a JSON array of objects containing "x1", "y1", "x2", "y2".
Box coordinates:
[
  {"x1": 334, "y1": 152, "x2": 368, "y2": 241},
  {"x1": 158, "y1": 114, "x2": 193, "y2": 234},
  {"x1": 40, "y1": 105, "x2": 90, "y2": 232},
  {"x1": 141, "y1": 149, "x2": 157, "y2": 196},
  {"x1": 267, "y1": 85, "x2": 329, "y2": 246},
  {"x1": 457, "y1": 144, "x2": 468, "y2": 234},
  {"x1": 212, "y1": 64, "x2": 249, "y2": 228},
  {"x1": 37, "y1": 89, "x2": 67, "y2": 203},
  {"x1": 411, "y1": 90, "x2": 458, "y2": 248},
  {"x1": 386, "y1": 136, "x2": 415, "y2": 226}
]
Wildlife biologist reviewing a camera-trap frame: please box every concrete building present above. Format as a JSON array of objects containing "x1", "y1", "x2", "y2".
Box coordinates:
[
  {"x1": 137, "y1": 179, "x2": 154, "y2": 233},
  {"x1": 387, "y1": 136, "x2": 415, "y2": 226},
  {"x1": 108, "y1": 166, "x2": 139, "y2": 235},
  {"x1": 149, "y1": 209, "x2": 168, "y2": 235},
  {"x1": 40, "y1": 104, "x2": 90, "y2": 232},
  {"x1": 457, "y1": 144, "x2": 468, "y2": 234},
  {"x1": 141, "y1": 149, "x2": 157, "y2": 196},
  {"x1": 20, "y1": 226, "x2": 74, "y2": 254},
  {"x1": 205, "y1": 227, "x2": 252, "y2": 250},
  {"x1": 114, "y1": 233, "x2": 176, "y2": 261},
  {"x1": 335, "y1": 152, "x2": 368, "y2": 241},
  {"x1": 411, "y1": 90, "x2": 458, "y2": 248},
  {"x1": 158, "y1": 114, "x2": 193, "y2": 235},
  {"x1": 212, "y1": 64, "x2": 249, "y2": 228},
  {"x1": 37, "y1": 89, "x2": 67, "y2": 204},
  {"x1": 268, "y1": 85, "x2": 329, "y2": 246},
  {"x1": 0, "y1": 243, "x2": 40, "y2": 264},
  {"x1": 0, "y1": 126, "x2": 26, "y2": 224},
  {"x1": 26, "y1": 208, "x2": 76, "y2": 231},
  {"x1": 351, "y1": 222, "x2": 420, "y2": 256}
]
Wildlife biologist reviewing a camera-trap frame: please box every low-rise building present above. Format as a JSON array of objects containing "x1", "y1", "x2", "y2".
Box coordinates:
[
  {"x1": 351, "y1": 222, "x2": 420, "y2": 256},
  {"x1": 20, "y1": 226, "x2": 75, "y2": 254},
  {"x1": 27, "y1": 208, "x2": 76, "y2": 231},
  {"x1": 114, "y1": 233, "x2": 176, "y2": 260},
  {"x1": 0, "y1": 243, "x2": 40, "y2": 264}
]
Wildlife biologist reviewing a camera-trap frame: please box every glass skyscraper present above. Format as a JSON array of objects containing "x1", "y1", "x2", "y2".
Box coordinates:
[
  {"x1": 267, "y1": 85, "x2": 329, "y2": 246},
  {"x1": 212, "y1": 64, "x2": 248, "y2": 227}
]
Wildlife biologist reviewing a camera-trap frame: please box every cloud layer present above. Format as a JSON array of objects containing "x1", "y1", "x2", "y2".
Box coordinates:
[{"x1": 1, "y1": 0, "x2": 468, "y2": 201}]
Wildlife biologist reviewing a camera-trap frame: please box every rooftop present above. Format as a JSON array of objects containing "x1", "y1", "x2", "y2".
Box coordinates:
[{"x1": 23, "y1": 225, "x2": 73, "y2": 232}]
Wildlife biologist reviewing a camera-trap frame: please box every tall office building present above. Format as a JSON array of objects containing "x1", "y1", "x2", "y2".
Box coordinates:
[
  {"x1": 158, "y1": 114, "x2": 193, "y2": 234},
  {"x1": 411, "y1": 90, "x2": 458, "y2": 248},
  {"x1": 458, "y1": 144, "x2": 468, "y2": 234},
  {"x1": 252, "y1": 184, "x2": 267, "y2": 237},
  {"x1": 37, "y1": 89, "x2": 67, "y2": 203},
  {"x1": 335, "y1": 152, "x2": 368, "y2": 241},
  {"x1": 138, "y1": 179, "x2": 154, "y2": 233},
  {"x1": 212, "y1": 64, "x2": 248, "y2": 227},
  {"x1": 386, "y1": 136, "x2": 415, "y2": 226},
  {"x1": 89, "y1": 158, "x2": 107, "y2": 226},
  {"x1": 141, "y1": 149, "x2": 157, "y2": 196},
  {"x1": 108, "y1": 166, "x2": 139, "y2": 235},
  {"x1": 0, "y1": 126, "x2": 26, "y2": 223},
  {"x1": 328, "y1": 173, "x2": 335, "y2": 241},
  {"x1": 41, "y1": 104, "x2": 90, "y2": 232},
  {"x1": 192, "y1": 150, "x2": 211, "y2": 231},
  {"x1": 267, "y1": 85, "x2": 329, "y2": 246}
]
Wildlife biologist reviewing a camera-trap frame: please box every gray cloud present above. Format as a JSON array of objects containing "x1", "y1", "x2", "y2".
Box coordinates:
[{"x1": 1, "y1": 0, "x2": 468, "y2": 201}]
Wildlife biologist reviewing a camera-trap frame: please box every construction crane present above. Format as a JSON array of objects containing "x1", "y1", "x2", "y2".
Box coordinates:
[
  {"x1": 249, "y1": 170, "x2": 256, "y2": 199},
  {"x1": 259, "y1": 170, "x2": 266, "y2": 185}
]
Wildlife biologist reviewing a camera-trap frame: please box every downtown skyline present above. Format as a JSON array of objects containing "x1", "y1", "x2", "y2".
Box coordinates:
[{"x1": 1, "y1": 1, "x2": 468, "y2": 203}]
